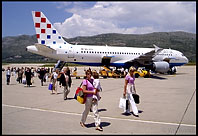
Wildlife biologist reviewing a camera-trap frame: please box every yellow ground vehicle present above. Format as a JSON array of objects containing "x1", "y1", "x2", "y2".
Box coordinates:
[
  {"x1": 72, "y1": 71, "x2": 81, "y2": 79},
  {"x1": 134, "y1": 67, "x2": 150, "y2": 78},
  {"x1": 99, "y1": 69, "x2": 108, "y2": 78},
  {"x1": 112, "y1": 71, "x2": 120, "y2": 78},
  {"x1": 99, "y1": 66, "x2": 126, "y2": 78}
]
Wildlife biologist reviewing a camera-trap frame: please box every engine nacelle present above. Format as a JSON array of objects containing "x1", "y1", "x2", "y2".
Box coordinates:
[{"x1": 153, "y1": 61, "x2": 170, "y2": 73}]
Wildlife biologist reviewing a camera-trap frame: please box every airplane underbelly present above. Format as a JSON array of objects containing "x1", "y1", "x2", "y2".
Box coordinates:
[{"x1": 169, "y1": 58, "x2": 185, "y2": 66}]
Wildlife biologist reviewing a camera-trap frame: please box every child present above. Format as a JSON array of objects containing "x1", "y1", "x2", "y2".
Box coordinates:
[{"x1": 92, "y1": 72, "x2": 102, "y2": 101}]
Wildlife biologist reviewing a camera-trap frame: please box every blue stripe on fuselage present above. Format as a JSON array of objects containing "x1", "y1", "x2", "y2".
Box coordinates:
[{"x1": 69, "y1": 62, "x2": 186, "y2": 68}]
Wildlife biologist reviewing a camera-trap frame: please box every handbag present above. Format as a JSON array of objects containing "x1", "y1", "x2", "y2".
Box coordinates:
[
  {"x1": 132, "y1": 93, "x2": 140, "y2": 104},
  {"x1": 48, "y1": 83, "x2": 53, "y2": 90},
  {"x1": 74, "y1": 81, "x2": 86, "y2": 104},
  {"x1": 16, "y1": 77, "x2": 19, "y2": 82},
  {"x1": 74, "y1": 87, "x2": 86, "y2": 104}
]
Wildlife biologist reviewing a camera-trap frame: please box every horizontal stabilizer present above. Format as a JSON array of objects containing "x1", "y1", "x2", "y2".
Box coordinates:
[{"x1": 35, "y1": 43, "x2": 56, "y2": 54}]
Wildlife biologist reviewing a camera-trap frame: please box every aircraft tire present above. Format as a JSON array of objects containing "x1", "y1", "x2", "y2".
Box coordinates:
[{"x1": 135, "y1": 73, "x2": 139, "y2": 78}]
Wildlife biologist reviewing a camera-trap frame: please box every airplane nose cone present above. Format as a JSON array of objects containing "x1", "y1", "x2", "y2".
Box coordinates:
[{"x1": 184, "y1": 56, "x2": 189, "y2": 64}]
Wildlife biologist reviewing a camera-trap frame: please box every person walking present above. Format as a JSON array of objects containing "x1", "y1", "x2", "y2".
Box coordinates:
[
  {"x1": 66, "y1": 67, "x2": 72, "y2": 88},
  {"x1": 92, "y1": 71, "x2": 102, "y2": 101},
  {"x1": 89, "y1": 71, "x2": 102, "y2": 112},
  {"x1": 59, "y1": 68, "x2": 70, "y2": 100},
  {"x1": 38, "y1": 68, "x2": 46, "y2": 86},
  {"x1": 80, "y1": 70, "x2": 103, "y2": 131},
  {"x1": 123, "y1": 66, "x2": 139, "y2": 117},
  {"x1": 6, "y1": 67, "x2": 11, "y2": 85},
  {"x1": 17, "y1": 68, "x2": 23, "y2": 84},
  {"x1": 50, "y1": 69, "x2": 59, "y2": 94},
  {"x1": 25, "y1": 67, "x2": 33, "y2": 87}
]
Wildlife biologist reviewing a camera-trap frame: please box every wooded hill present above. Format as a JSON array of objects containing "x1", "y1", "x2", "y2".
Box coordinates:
[{"x1": 2, "y1": 31, "x2": 196, "y2": 63}]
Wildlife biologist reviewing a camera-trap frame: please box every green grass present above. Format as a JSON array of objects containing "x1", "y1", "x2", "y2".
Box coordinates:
[{"x1": 185, "y1": 62, "x2": 196, "y2": 66}]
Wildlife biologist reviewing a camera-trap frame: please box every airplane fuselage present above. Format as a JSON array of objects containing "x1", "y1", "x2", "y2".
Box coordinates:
[{"x1": 27, "y1": 43, "x2": 188, "y2": 68}]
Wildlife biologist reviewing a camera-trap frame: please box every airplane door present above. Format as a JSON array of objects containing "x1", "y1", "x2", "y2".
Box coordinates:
[
  {"x1": 68, "y1": 46, "x2": 74, "y2": 58},
  {"x1": 102, "y1": 56, "x2": 111, "y2": 67}
]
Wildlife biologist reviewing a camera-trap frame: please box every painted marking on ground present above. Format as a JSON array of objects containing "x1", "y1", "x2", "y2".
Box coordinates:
[{"x1": 2, "y1": 104, "x2": 195, "y2": 128}]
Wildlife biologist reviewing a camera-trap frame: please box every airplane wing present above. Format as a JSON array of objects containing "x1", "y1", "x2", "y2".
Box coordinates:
[
  {"x1": 126, "y1": 44, "x2": 163, "y2": 65},
  {"x1": 35, "y1": 43, "x2": 56, "y2": 54}
]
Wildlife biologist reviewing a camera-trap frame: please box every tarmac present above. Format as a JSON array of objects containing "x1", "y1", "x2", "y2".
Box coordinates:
[{"x1": 2, "y1": 64, "x2": 196, "y2": 134}]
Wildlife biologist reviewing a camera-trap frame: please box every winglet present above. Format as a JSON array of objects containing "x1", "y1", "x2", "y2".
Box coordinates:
[{"x1": 153, "y1": 44, "x2": 162, "y2": 52}]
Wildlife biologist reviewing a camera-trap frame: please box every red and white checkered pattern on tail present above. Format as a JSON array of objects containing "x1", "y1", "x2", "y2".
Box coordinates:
[{"x1": 32, "y1": 11, "x2": 67, "y2": 45}]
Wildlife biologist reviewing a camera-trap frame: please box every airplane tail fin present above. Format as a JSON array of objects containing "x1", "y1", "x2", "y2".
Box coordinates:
[{"x1": 32, "y1": 11, "x2": 67, "y2": 45}]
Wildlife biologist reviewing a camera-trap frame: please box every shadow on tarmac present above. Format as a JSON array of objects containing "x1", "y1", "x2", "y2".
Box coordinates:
[
  {"x1": 98, "y1": 108, "x2": 107, "y2": 112},
  {"x1": 85, "y1": 122, "x2": 111, "y2": 128},
  {"x1": 24, "y1": 85, "x2": 36, "y2": 87},
  {"x1": 121, "y1": 110, "x2": 144, "y2": 116},
  {"x1": 67, "y1": 97, "x2": 75, "y2": 100},
  {"x1": 150, "y1": 75, "x2": 167, "y2": 80}
]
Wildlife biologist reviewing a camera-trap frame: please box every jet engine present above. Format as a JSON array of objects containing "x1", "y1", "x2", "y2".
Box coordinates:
[{"x1": 153, "y1": 61, "x2": 170, "y2": 73}]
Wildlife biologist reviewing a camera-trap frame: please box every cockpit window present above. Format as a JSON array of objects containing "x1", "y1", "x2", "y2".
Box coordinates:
[{"x1": 181, "y1": 53, "x2": 184, "y2": 56}]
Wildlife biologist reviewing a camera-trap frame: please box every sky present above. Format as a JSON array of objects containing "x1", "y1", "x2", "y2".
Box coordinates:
[{"x1": 2, "y1": 1, "x2": 196, "y2": 38}]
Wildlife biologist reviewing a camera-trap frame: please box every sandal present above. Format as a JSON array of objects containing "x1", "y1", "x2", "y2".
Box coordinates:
[
  {"x1": 96, "y1": 126, "x2": 103, "y2": 131},
  {"x1": 80, "y1": 122, "x2": 86, "y2": 128}
]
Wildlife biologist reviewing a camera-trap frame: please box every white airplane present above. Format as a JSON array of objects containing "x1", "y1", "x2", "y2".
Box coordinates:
[{"x1": 26, "y1": 11, "x2": 189, "y2": 74}]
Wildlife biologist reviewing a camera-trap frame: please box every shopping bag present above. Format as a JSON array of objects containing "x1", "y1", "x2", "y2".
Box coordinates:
[
  {"x1": 22, "y1": 78, "x2": 26, "y2": 84},
  {"x1": 74, "y1": 87, "x2": 86, "y2": 104},
  {"x1": 132, "y1": 94, "x2": 140, "y2": 104},
  {"x1": 119, "y1": 97, "x2": 126, "y2": 109},
  {"x1": 31, "y1": 78, "x2": 34, "y2": 84},
  {"x1": 48, "y1": 83, "x2": 53, "y2": 90}
]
